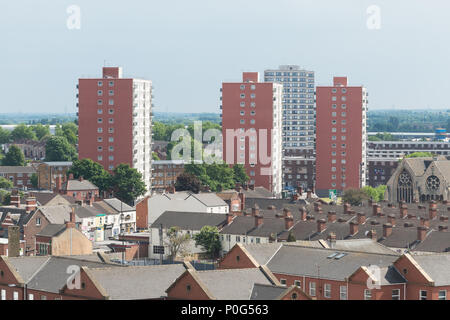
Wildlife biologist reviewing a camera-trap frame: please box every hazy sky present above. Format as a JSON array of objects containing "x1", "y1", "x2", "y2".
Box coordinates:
[{"x1": 1, "y1": 0, "x2": 449, "y2": 114}]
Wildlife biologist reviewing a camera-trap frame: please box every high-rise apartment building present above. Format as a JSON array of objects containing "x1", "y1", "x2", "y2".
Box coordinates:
[
  {"x1": 264, "y1": 65, "x2": 316, "y2": 191},
  {"x1": 221, "y1": 72, "x2": 283, "y2": 197},
  {"x1": 315, "y1": 77, "x2": 368, "y2": 197},
  {"x1": 264, "y1": 65, "x2": 315, "y2": 150},
  {"x1": 77, "y1": 67, "x2": 153, "y2": 193}
]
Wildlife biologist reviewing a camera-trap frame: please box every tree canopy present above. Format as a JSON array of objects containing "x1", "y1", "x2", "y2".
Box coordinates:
[
  {"x1": 175, "y1": 172, "x2": 202, "y2": 193},
  {"x1": 361, "y1": 185, "x2": 387, "y2": 202},
  {"x1": 10, "y1": 124, "x2": 36, "y2": 141},
  {"x1": 68, "y1": 159, "x2": 111, "y2": 192},
  {"x1": 342, "y1": 188, "x2": 369, "y2": 206},
  {"x1": 110, "y1": 164, "x2": 147, "y2": 205},
  {"x1": 45, "y1": 136, "x2": 77, "y2": 161},
  {"x1": 193, "y1": 226, "x2": 222, "y2": 259},
  {"x1": 0, "y1": 177, "x2": 13, "y2": 189},
  {"x1": 2, "y1": 145, "x2": 25, "y2": 166}
]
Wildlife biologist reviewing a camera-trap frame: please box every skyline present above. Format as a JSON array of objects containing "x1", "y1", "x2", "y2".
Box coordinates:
[{"x1": 1, "y1": 0, "x2": 450, "y2": 114}]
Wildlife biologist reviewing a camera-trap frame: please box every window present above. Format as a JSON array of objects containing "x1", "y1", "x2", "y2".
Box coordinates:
[
  {"x1": 109, "y1": 155, "x2": 114, "y2": 161},
  {"x1": 97, "y1": 128, "x2": 103, "y2": 133},
  {"x1": 392, "y1": 289, "x2": 400, "y2": 300},
  {"x1": 98, "y1": 156, "x2": 103, "y2": 161},
  {"x1": 280, "y1": 279, "x2": 287, "y2": 286},
  {"x1": 364, "y1": 289, "x2": 372, "y2": 300},
  {"x1": 98, "y1": 81, "x2": 103, "y2": 86},
  {"x1": 41, "y1": 295, "x2": 47, "y2": 300},
  {"x1": 97, "y1": 146, "x2": 103, "y2": 151},
  {"x1": 420, "y1": 290, "x2": 427, "y2": 300},
  {"x1": 240, "y1": 93, "x2": 245, "y2": 99},
  {"x1": 97, "y1": 100, "x2": 103, "y2": 105},
  {"x1": 240, "y1": 85, "x2": 245, "y2": 90},
  {"x1": 109, "y1": 118, "x2": 114, "y2": 124},
  {"x1": 438, "y1": 290, "x2": 447, "y2": 300},
  {"x1": 36, "y1": 217, "x2": 41, "y2": 226},
  {"x1": 108, "y1": 99, "x2": 114, "y2": 105},
  {"x1": 108, "y1": 81, "x2": 114, "y2": 86},
  {"x1": 324, "y1": 284, "x2": 331, "y2": 298},
  {"x1": 28, "y1": 293, "x2": 34, "y2": 300},
  {"x1": 250, "y1": 93, "x2": 255, "y2": 99},
  {"x1": 240, "y1": 111, "x2": 245, "y2": 116},
  {"x1": 109, "y1": 137, "x2": 114, "y2": 142},
  {"x1": 13, "y1": 291, "x2": 18, "y2": 300},
  {"x1": 1, "y1": 289, "x2": 5, "y2": 300},
  {"x1": 340, "y1": 286, "x2": 347, "y2": 300},
  {"x1": 309, "y1": 282, "x2": 316, "y2": 296},
  {"x1": 97, "y1": 90, "x2": 103, "y2": 96},
  {"x1": 108, "y1": 128, "x2": 114, "y2": 133},
  {"x1": 97, "y1": 118, "x2": 103, "y2": 123},
  {"x1": 97, "y1": 109, "x2": 103, "y2": 114},
  {"x1": 97, "y1": 137, "x2": 103, "y2": 142},
  {"x1": 109, "y1": 90, "x2": 114, "y2": 96},
  {"x1": 108, "y1": 109, "x2": 114, "y2": 114}
]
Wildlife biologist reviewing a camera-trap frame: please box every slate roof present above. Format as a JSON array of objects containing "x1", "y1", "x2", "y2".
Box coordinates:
[
  {"x1": 36, "y1": 224, "x2": 66, "y2": 237},
  {"x1": 7, "y1": 256, "x2": 51, "y2": 282},
  {"x1": 250, "y1": 283, "x2": 288, "y2": 300},
  {"x1": 87, "y1": 264, "x2": 186, "y2": 300},
  {"x1": 0, "y1": 166, "x2": 36, "y2": 174},
  {"x1": 241, "y1": 243, "x2": 283, "y2": 266},
  {"x1": 151, "y1": 211, "x2": 227, "y2": 231},
  {"x1": 411, "y1": 253, "x2": 450, "y2": 286},
  {"x1": 62, "y1": 179, "x2": 98, "y2": 191},
  {"x1": 25, "y1": 256, "x2": 118, "y2": 293},
  {"x1": 266, "y1": 245, "x2": 402, "y2": 283},
  {"x1": 194, "y1": 268, "x2": 273, "y2": 300},
  {"x1": 102, "y1": 198, "x2": 134, "y2": 212},
  {"x1": 223, "y1": 187, "x2": 274, "y2": 199}
]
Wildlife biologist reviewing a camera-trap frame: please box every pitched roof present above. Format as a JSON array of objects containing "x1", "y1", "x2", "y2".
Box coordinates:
[
  {"x1": 410, "y1": 253, "x2": 450, "y2": 286},
  {"x1": 0, "y1": 166, "x2": 36, "y2": 174},
  {"x1": 36, "y1": 224, "x2": 66, "y2": 237},
  {"x1": 25, "y1": 256, "x2": 117, "y2": 293},
  {"x1": 87, "y1": 264, "x2": 187, "y2": 300},
  {"x1": 62, "y1": 179, "x2": 98, "y2": 191},
  {"x1": 6, "y1": 256, "x2": 51, "y2": 282},
  {"x1": 250, "y1": 283, "x2": 289, "y2": 300},
  {"x1": 240, "y1": 243, "x2": 283, "y2": 266},
  {"x1": 194, "y1": 268, "x2": 273, "y2": 300},
  {"x1": 266, "y1": 245, "x2": 401, "y2": 282},
  {"x1": 102, "y1": 198, "x2": 134, "y2": 212},
  {"x1": 151, "y1": 211, "x2": 227, "y2": 230}
]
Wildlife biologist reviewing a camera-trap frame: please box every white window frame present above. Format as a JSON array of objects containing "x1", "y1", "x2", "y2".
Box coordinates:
[
  {"x1": 339, "y1": 286, "x2": 347, "y2": 300},
  {"x1": 309, "y1": 282, "x2": 316, "y2": 296}
]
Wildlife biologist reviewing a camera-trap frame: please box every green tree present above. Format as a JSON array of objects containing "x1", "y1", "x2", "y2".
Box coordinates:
[
  {"x1": 164, "y1": 226, "x2": 191, "y2": 262},
  {"x1": 405, "y1": 152, "x2": 433, "y2": 158},
  {"x1": 30, "y1": 173, "x2": 38, "y2": 189},
  {"x1": 232, "y1": 164, "x2": 249, "y2": 186},
  {"x1": 193, "y1": 226, "x2": 222, "y2": 259},
  {"x1": 152, "y1": 152, "x2": 160, "y2": 160},
  {"x1": 184, "y1": 163, "x2": 236, "y2": 192},
  {"x1": 31, "y1": 124, "x2": 51, "y2": 140},
  {"x1": 10, "y1": 124, "x2": 37, "y2": 141},
  {"x1": 110, "y1": 164, "x2": 147, "y2": 205},
  {"x1": 287, "y1": 231, "x2": 296, "y2": 242},
  {"x1": 0, "y1": 176, "x2": 13, "y2": 189},
  {"x1": 362, "y1": 185, "x2": 387, "y2": 202},
  {"x1": 0, "y1": 127, "x2": 11, "y2": 144},
  {"x1": 68, "y1": 159, "x2": 111, "y2": 192},
  {"x1": 45, "y1": 136, "x2": 77, "y2": 161},
  {"x1": 342, "y1": 188, "x2": 368, "y2": 206},
  {"x1": 0, "y1": 190, "x2": 10, "y2": 205},
  {"x1": 2, "y1": 145, "x2": 25, "y2": 166},
  {"x1": 175, "y1": 173, "x2": 202, "y2": 193}
]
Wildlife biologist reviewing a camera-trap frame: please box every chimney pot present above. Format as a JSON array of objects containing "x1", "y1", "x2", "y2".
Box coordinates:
[
  {"x1": 327, "y1": 211, "x2": 337, "y2": 223},
  {"x1": 299, "y1": 207, "x2": 307, "y2": 221},
  {"x1": 284, "y1": 214, "x2": 294, "y2": 230},
  {"x1": 372, "y1": 204, "x2": 381, "y2": 216},
  {"x1": 357, "y1": 212, "x2": 366, "y2": 225},
  {"x1": 317, "y1": 219, "x2": 327, "y2": 233},
  {"x1": 387, "y1": 214, "x2": 396, "y2": 227},
  {"x1": 438, "y1": 225, "x2": 448, "y2": 232},
  {"x1": 383, "y1": 223, "x2": 393, "y2": 238},
  {"x1": 349, "y1": 221, "x2": 359, "y2": 236},
  {"x1": 254, "y1": 214, "x2": 263, "y2": 228},
  {"x1": 417, "y1": 226, "x2": 428, "y2": 241}
]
